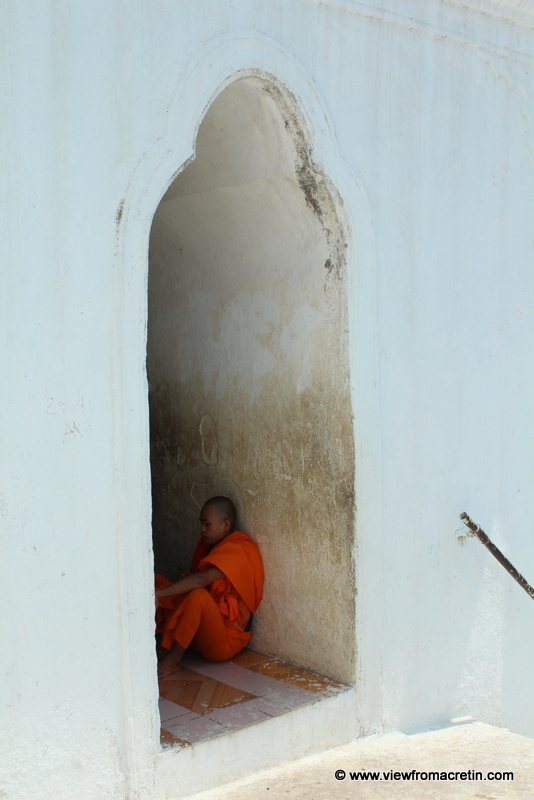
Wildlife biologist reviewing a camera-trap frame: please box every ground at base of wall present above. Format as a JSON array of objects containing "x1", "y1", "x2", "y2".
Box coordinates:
[
  {"x1": 159, "y1": 648, "x2": 347, "y2": 747},
  {"x1": 181, "y1": 720, "x2": 534, "y2": 799}
]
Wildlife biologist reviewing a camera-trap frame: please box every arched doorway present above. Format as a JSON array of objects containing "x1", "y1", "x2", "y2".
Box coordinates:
[{"x1": 147, "y1": 76, "x2": 355, "y2": 683}]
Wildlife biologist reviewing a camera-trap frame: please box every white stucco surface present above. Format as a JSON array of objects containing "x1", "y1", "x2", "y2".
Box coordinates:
[{"x1": 1, "y1": 1, "x2": 534, "y2": 798}]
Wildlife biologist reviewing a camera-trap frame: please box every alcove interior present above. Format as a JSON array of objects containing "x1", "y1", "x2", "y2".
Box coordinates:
[{"x1": 147, "y1": 76, "x2": 355, "y2": 683}]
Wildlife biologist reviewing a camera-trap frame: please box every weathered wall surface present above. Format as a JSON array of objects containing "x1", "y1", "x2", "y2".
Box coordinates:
[
  {"x1": 2, "y1": 1, "x2": 534, "y2": 798},
  {"x1": 148, "y1": 78, "x2": 355, "y2": 682}
]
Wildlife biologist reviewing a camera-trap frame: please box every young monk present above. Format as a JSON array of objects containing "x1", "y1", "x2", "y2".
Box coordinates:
[{"x1": 155, "y1": 496, "x2": 264, "y2": 678}]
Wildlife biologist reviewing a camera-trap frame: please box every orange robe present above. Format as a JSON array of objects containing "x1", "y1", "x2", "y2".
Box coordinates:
[
  {"x1": 156, "y1": 530, "x2": 264, "y2": 661},
  {"x1": 155, "y1": 538, "x2": 210, "y2": 633}
]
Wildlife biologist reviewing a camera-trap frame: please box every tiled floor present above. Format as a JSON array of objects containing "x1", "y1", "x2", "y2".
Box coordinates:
[{"x1": 159, "y1": 648, "x2": 347, "y2": 748}]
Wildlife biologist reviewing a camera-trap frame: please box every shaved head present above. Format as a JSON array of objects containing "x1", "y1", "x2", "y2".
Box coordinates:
[{"x1": 202, "y1": 496, "x2": 236, "y2": 532}]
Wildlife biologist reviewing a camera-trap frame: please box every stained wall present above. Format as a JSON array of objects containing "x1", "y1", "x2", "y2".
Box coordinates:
[{"x1": 147, "y1": 78, "x2": 355, "y2": 682}]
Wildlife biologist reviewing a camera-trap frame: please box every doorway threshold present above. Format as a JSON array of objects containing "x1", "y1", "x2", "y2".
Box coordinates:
[{"x1": 157, "y1": 649, "x2": 358, "y2": 798}]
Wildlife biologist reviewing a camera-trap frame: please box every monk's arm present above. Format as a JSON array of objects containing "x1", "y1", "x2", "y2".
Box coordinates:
[{"x1": 155, "y1": 566, "x2": 224, "y2": 599}]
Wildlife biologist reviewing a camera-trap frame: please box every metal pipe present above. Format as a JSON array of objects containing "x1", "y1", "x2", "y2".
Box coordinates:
[{"x1": 459, "y1": 512, "x2": 534, "y2": 601}]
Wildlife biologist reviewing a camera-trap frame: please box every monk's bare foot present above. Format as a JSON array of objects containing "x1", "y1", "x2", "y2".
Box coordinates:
[
  {"x1": 158, "y1": 655, "x2": 182, "y2": 678},
  {"x1": 157, "y1": 642, "x2": 185, "y2": 678}
]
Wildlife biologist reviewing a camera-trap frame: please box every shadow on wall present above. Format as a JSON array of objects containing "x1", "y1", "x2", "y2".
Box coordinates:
[{"x1": 147, "y1": 76, "x2": 355, "y2": 683}]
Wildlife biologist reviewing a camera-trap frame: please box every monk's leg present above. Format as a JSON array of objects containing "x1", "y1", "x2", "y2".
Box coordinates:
[
  {"x1": 158, "y1": 588, "x2": 233, "y2": 677},
  {"x1": 154, "y1": 574, "x2": 177, "y2": 634},
  {"x1": 156, "y1": 639, "x2": 169, "y2": 662},
  {"x1": 189, "y1": 600, "x2": 244, "y2": 662}
]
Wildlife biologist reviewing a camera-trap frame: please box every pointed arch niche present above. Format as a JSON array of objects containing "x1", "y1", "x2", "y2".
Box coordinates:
[{"x1": 147, "y1": 76, "x2": 355, "y2": 683}]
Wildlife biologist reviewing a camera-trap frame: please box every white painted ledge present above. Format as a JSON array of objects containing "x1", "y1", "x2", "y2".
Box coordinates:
[
  {"x1": 180, "y1": 720, "x2": 534, "y2": 800},
  {"x1": 156, "y1": 688, "x2": 359, "y2": 799}
]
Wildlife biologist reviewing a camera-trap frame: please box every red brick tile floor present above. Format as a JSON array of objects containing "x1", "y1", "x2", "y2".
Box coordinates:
[{"x1": 159, "y1": 648, "x2": 348, "y2": 748}]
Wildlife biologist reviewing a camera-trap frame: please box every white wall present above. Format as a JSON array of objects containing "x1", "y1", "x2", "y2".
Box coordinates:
[{"x1": 1, "y1": 1, "x2": 533, "y2": 798}]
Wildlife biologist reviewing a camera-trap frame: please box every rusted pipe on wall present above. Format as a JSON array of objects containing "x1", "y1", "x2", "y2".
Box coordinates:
[{"x1": 459, "y1": 512, "x2": 534, "y2": 601}]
